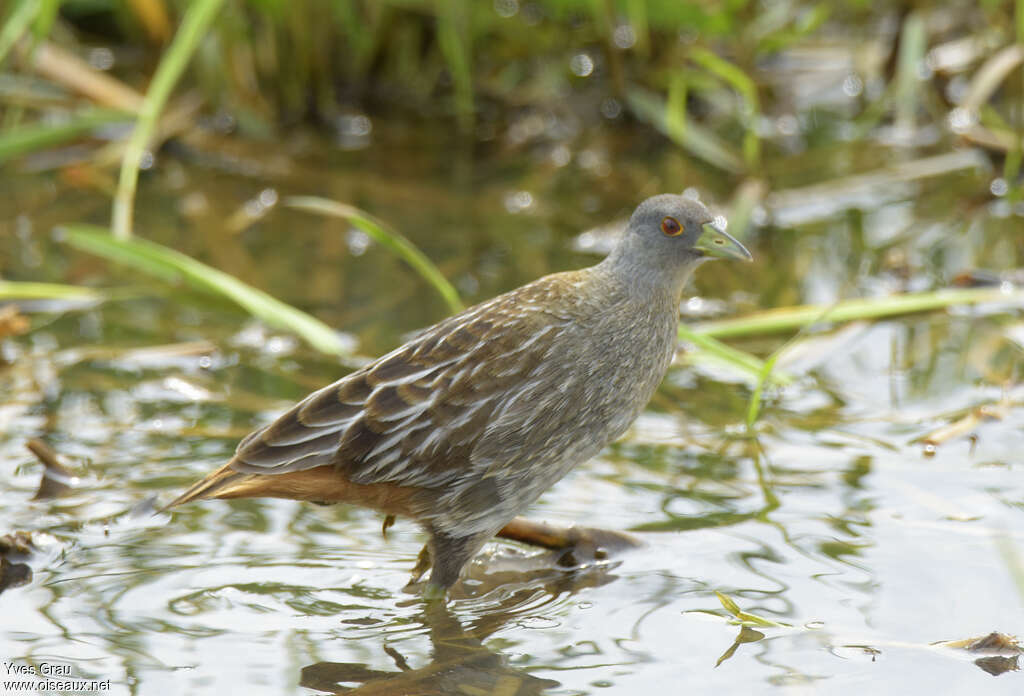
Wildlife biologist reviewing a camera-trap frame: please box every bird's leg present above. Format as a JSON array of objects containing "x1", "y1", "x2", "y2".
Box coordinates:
[
  {"x1": 419, "y1": 529, "x2": 494, "y2": 598},
  {"x1": 408, "y1": 521, "x2": 643, "y2": 597},
  {"x1": 496, "y1": 517, "x2": 643, "y2": 564}
]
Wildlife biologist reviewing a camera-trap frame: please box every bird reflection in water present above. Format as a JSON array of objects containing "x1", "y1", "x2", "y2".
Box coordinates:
[{"x1": 300, "y1": 528, "x2": 638, "y2": 694}]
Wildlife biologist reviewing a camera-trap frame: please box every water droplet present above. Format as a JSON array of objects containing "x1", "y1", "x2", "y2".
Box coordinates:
[
  {"x1": 990, "y1": 178, "x2": 1008, "y2": 197},
  {"x1": 88, "y1": 48, "x2": 115, "y2": 71},
  {"x1": 504, "y1": 190, "x2": 534, "y2": 213},
  {"x1": 600, "y1": 97, "x2": 622, "y2": 119},
  {"x1": 570, "y1": 53, "x2": 594, "y2": 77},
  {"x1": 776, "y1": 114, "x2": 799, "y2": 136},
  {"x1": 612, "y1": 24, "x2": 636, "y2": 49},
  {"x1": 494, "y1": 0, "x2": 518, "y2": 18},
  {"x1": 243, "y1": 199, "x2": 264, "y2": 217},
  {"x1": 347, "y1": 229, "x2": 370, "y2": 256},
  {"x1": 947, "y1": 107, "x2": 976, "y2": 134},
  {"x1": 550, "y1": 144, "x2": 571, "y2": 167},
  {"x1": 266, "y1": 336, "x2": 296, "y2": 355},
  {"x1": 575, "y1": 232, "x2": 596, "y2": 251},
  {"x1": 842, "y1": 73, "x2": 863, "y2": 97},
  {"x1": 258, "y1": 188, "x2": 278, "y2": 207},
  {"x1": 336, "y1": 114, "x2": 373, "y2": 150}
]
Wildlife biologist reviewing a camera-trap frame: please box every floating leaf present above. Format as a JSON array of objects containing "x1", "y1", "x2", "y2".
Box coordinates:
[{"x1": 715, "y1": 591, "x2": 792, "y2": 628}]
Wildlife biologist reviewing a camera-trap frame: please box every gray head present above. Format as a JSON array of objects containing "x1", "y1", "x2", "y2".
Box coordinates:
[{"x1": 601, "y1": 194, "x2": 751, "y2": 297}]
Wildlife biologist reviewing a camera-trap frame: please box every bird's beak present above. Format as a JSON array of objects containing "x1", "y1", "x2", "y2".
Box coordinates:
[{"x1": 695, "y1": 221, "x2": 753, "y2": 262}]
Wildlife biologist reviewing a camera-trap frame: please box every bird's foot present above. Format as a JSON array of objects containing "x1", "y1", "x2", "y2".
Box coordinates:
[
  {"x1": 420, "y1": 582, "x2": 447, "y2": 601},
  {"x1": 496, "y1": 517, "x2": 643, "y2": 566},
  {"x1": 404, "y1": 546, "x2": 451, "y2": 600}
]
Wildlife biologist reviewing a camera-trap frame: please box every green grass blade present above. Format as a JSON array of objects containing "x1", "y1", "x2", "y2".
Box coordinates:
[
  {"x1": 895, "y1": 12, "x2": 926, "y2": 132},
  {"x1": 678, "y1": 325, "x2": 791, "y2": 385},
  {"x1": 0, "y1": 280, "x2": 104, "y2": 302},
  {"x1": 31, "y1": 0, "x2": 60, "y2": 41},
  {"x1": 666, "y1": 73, "x2": 687, "y2": 144},
  {"x1": 745, "y1": 350, "x2": 780, "y2": 427},
  {"x1": 436, "y1": 0, "x2": 474, "y2": 132},
  {"x1": 0, "y1": 108, "x2": 132, "y2": 164},
  {"x1": 692, "y1": 287, "x2": 1024, "y2": 339},
  {"x1": 0, "y1": 0, "x2": 38, "y2": 66},
  {"x1": 285, "y1": 195, "x2": 464, "y2": 313},
  {"x1": 745, "y1": 300, "x2": 839, "y2": 426},
  {"x1": 111, "y1": 0, "x2": 225, "y2": 239},
  {"x1": 60, "y1": 224, "x2": 349, "y2": 356},
  {"x1": 626, "y1": 87, "x2": 745, "y2": 174},
  {"x1": 690, "y1": 48, "x2": 761, "y2": 167}
]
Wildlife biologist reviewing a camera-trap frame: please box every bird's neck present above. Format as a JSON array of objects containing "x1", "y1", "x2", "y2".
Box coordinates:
[{"x1": 592, "y1": 250, "x2": 702, "y2": 311}]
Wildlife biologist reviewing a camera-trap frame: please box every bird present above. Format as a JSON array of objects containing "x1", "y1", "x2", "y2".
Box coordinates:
[{"x1": 164, "y1": 194, "x2": 752, "y2": 597}]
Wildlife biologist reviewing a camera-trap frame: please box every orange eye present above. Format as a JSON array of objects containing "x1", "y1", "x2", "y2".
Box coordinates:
[{"x1": 661, "y1": 216, "x2": 682, "y2": 236}]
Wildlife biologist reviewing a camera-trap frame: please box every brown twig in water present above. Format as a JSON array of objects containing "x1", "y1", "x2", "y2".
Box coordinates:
[{"x1": 26, "y1": 439, "x2": 75, "y2": 500}]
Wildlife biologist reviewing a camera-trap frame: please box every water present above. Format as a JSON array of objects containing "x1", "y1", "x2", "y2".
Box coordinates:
[{"x1": 2, "y1": 46, "x2": 1024, "y2": 696}]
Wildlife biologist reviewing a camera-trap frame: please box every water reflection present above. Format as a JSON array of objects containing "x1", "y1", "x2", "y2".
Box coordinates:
[
  {"x1": 0, "y1": 557, "x2": 32, "y2": 594},
  {"x1": 301, "y1": 601, "x2": 560, "y2": 694}
]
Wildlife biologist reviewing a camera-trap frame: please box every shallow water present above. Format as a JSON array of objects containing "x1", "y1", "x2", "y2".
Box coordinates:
[{"x1": 3, "y1": 38, "x2": 1024, "y2": 696}]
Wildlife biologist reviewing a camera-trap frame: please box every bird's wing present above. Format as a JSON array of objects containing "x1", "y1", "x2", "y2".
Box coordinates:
[{"x1": 229, "y1": 274, "x2": 585, "y2": 489}]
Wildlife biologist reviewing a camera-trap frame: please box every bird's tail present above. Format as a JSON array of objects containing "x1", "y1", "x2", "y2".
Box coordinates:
[{"x1": 159, "y1": 462, "x2": 250, "y2": 513}]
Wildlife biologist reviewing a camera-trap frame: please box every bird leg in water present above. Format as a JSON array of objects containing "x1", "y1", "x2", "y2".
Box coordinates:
[
  {"x1": 496, "y1": 517, "x2": 643, "y2": 565},
  {"x1": 407, "y1": 517, "x2": 643, "y2": 588}
]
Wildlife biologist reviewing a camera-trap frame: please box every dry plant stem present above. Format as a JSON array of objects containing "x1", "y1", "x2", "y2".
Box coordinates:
[
  {"x1": 19, "y1": 40, "x2": 144, "y2": 112},
  {"x1": 26, "y1": 438, "x2": 74, "y2": 500},
  {"x1": 25, "y1": 439, "x2": 72, "y2": 478},
  {"x1": 920, "y1": 402, "x2": 1009, "y2": 449}
]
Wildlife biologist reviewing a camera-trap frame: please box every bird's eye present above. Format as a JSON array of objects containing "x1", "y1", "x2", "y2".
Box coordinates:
[{"x1": 661, "y1": 216, "x2": 682, "y2": 236}]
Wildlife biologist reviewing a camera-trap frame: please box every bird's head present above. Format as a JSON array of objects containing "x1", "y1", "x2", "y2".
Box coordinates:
[{"x1": 603, "y1": 194, "x2": 752, "y2": 296}]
